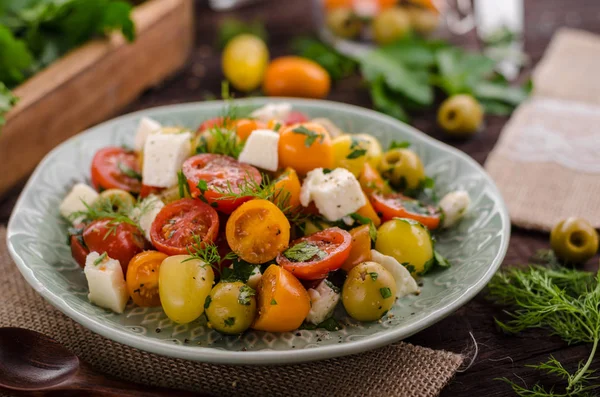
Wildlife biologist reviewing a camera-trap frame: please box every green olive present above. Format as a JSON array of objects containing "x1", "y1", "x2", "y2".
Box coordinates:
[
  {"x1": 550, "y1": 217, "x2": 599, "y2": 264},
  {"x1": 376, "y1": 218, "x2": 433, "y2": 276},
  {"x1": 406, "y1": 8, "x2": 439, "y2": 35},
  {"x1": 379, "y1": 148, "x2": 425, "y2": 190},
  {"x1": 96, "y1": 189, "x2": 136, "y2": 211},
  {"x1": 326, "y1": 8, "x2": 362, "y2": 39},
  {"x1": 205, "y1": 281, "x2": 257, "y2": 334},
  {"x1": 342, "y1": 262, "x2": 397, "y2": 321},
  {"x1": 437, "y1": 94, "x2": 484, "y2": 136},
  {"x1": 372, "y1": 7, "x2": 411, "y2": 45}
]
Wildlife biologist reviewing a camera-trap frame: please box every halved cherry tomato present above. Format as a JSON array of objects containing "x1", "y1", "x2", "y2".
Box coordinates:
[
  {"x1": 355, "y1": 193, "x2": 381, "y2": 227},
  {"x1": 273, "y1": 168, "x2": 302, "y2": 209},
  {"x1": 359, "y1": 162, "x2": 391, "y2": 196},
  {"x1": 197, "y1": 117, "x2": 235, "y2": 132},
  {"x1": 342, "y1": 225, "x2": 372, "y2": 272},
  {"x1": 150, "y1": 198, "x2": 219, "y2": 255},
  {"x1": 278, "y1": 122, "x2": 333, "y2": 175},
  {"x1": 276, "y1": 227, "x2": 352, "y2": 280},
  {"x1": 235, "y1": 118, "x2": 265, "y2": 141},
  {"x1": 182, "y1": 154, "x2": 262, "y2": 214},
  {"x1": 70, "y1": 233, "x2": 89, "y2": 268},
  {"x1": 284, "y1": 111, "x2": 309, "y2": 126},
  {"x1": 140, "y1": 184, "x2": 163, "y2": 199},
  {"x1": 83, "y1": 219, "x2": 145, "y2": 273},
  {"x1": 91, "y1": 147, "x2": 142, "y2": 194},
  {"x1": 126, "y1": 251, "x2": 168, "y2": 307},
  {"x1": 252, "y1": 264, "x2": 311, "y2": 332},
  {"x1": 226, "y1": 199, "x2": 291, "y2": 264},
  {"x1": 371, "y1": 192, "x2": 441, "y2": 230}
]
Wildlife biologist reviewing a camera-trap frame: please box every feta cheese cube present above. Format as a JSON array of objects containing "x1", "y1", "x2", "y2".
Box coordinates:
[
  {"x1": 306, "y1": 280, "x2": 340, "y2": 325},
  {"x1": 439, "y1": 190, "x2": 471, "y2": 228},
  {"x1": 142, "y1": 132, "x2": 192, "y2": 188},
  {"x1": 371, "y1": 250, "x2": 420, "y2": 298},
  {"x1": 134, "y1": 117, "x2": 162, "y2": 152},
  {"x1": 247, "y1": 266, "x2": 262, "y2": 290},
  {"x1": 84, "y1": 252, "x2": 129, "y2": 313},
  {"x1": 59, "y1": 183, "x2": 99, "y2": 224},
  {"x1": 250, "y1": 103, "x2": 292, "y2": 123},
  {"x1": 238, "y1": 129, "x2": 280, "y2": 171},
  {"x1": 300, "y1": 168, "x2": 366, "y2": 221},
  {"x1": 135, "y1": 195, "x2": 165, "y2": 241}
]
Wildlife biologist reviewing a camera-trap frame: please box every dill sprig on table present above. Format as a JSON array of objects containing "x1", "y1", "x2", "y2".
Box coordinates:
[{"x1": 488, "y1": 264, "x2": 600, "y2": 396}]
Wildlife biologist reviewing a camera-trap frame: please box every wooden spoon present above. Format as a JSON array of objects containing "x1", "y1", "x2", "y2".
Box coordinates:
[{"x1": 0, "y1": 327, "x2": 207, "y2": 396}]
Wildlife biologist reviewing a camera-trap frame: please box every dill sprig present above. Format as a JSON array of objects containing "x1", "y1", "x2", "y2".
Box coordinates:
[
  {"x1": 69, "y1": 196, "x2": 139, "y2": 233},
  {"x1": 184, "y1": 234, "x2": 238, "y2": 271},
  {"x1": 488, "y1": 265, "x2": 600, "y2": 396}
]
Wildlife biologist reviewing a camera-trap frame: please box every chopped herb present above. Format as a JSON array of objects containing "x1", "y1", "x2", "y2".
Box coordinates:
[
  {"x1": 117, "y1": 162, "x2": 142, "y2": 181},
  {"x1": 283, "y1": 241, "x2": 327, "y2": 262},
  {"x1": 204, "y1": 295, "x2": 212, "y2": 309},
  {"x1": 292, "y1": 125, "x2": 324, "y2": 147},
  {"x1": 238, "y1": 285, "x2": 256, "y2": 305},
  {"x1": 300, "y1": 317, "x2": 341, "y2": 331},
  {"x1": 369, "y1": 272, "x2": 378, "y2": 281},
  {"x1": 404, "y1": 263, "x2": 416, "y2": 274},
  {"x1": 271, "y1": 298, "x2": 278, "y2": 305},
  {"x1": 224, "y1": 317, "x2": 236, "y2": 327},
  {"x1": 93, "y1": 252, "x2": 108, "y2": 266},
  {"x1": 322, "y1": 168, "x2": 333, "y2": 174},
  {"x1": 347, "y1": 137, "x2": 368, "y2": 159},
  {"x1": 434, "y1": 250, "x2": 452, "y2": 268},
  {"x1": 380, "y1": 287, "x2": 392, "y2": 299},
  {"x1": 369, "y1": 222, "x2": 378, "y2": 243},
  {"x1": 197, "y1": 180, "x2": 208, "y2": 194},
  {"x1": 273, "y1": 122, "x2": 281, "y2": 132},
  {"x1": 350, "y1": 212, "x2": 372, "y2": 225},
  {"x1": 389, "y1": 140, "x2": 411, "y2": 150}
]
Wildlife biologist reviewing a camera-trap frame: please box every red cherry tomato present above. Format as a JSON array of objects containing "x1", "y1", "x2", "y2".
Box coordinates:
[
  {"x1": 284, "y1": 111, "x2": 309, "y2": 125},
  {"x1": 150, "y1": 198, "x2": 219, "y2": 256},
  {"x1": 70, "y1": 235, "x2": 89, "y2": 268},
  {"x1": 370, "y1": 192, "x2": 441, "y2": 230},
  {"x1": 91, "y1": 147, "x2": 142, "y2": 194},
  {"x1": 83, "y1": 219, "x2": 145, "y2": 273},
  {"x1": 197, "y1": 117, "x2": 234, "y2": 132},
  {"x1": 276, "y1": 227, "x2": 352, "y2": 280},
  {"x1": 182, "y1": 154, "x2": 262, "y2": 214},
  {"x1": 140, "y1": 184, "x2": 163, "y2": 198}
]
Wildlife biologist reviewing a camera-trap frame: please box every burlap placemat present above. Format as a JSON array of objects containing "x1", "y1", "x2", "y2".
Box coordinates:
[
  {"x1": 485, "y1": 28, "x2": 600, "y2": 231},
  {"x1": 0, "y1": 227, "x2": 463, "y2": 397}
]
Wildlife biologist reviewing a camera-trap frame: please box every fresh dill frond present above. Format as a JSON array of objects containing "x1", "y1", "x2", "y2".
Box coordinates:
[
  {"x1": 70, "y1": 197, "x2": 138, "y2": 229},
  {"x1": 205, "y1": 126, "x2": 245, "y2": 158},
  {"x1": 488, "y1": 266, "x2": 600, "y2": 396}
]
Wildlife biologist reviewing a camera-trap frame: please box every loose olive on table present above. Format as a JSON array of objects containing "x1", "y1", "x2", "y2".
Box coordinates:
[
  {"x1": 550, "y1": 217, "x2": 599, "y2": 264},
  {"x1": 342, "y1": 261, "x2": 397, "y2": 321},
  {"x1": 326, "y1": 7, "x2": 362, "y2": 39},
  {"x1": 437, "y1": 94, "x2": 484, "y2": 136},
  {"x1": 372, "y1": 7, "x2": 412, "y2": 45},
  {"x1": 205, "y1": 281, "x2": 257, "y2": 334}
]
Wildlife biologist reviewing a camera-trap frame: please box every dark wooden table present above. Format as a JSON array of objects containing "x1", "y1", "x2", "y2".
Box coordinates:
[{"x1": 2, "y1": 0, "x2": 600, "y2": 395}]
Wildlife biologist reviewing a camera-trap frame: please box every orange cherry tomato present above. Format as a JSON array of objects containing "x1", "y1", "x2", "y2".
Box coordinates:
[
  {"x1": 182, "y1": 154, "x2": 262, "y2": 214},
  {"x1": 342, "y1": 225, "x2": 372, "y2": 272},
  {"x1": 408, "y1": 0, "x2": 438, "y2": 12},
  {"x1": 371, "y1": 192, "x2": 441, "y2": 230},
  {"x1": 278, "y1": 122, "x2": 334, "y2": 175},
  {"x1": 376, "y1": 0, "x2": 398, "y2": 9},
  {"x1": 272, "y1": 168, "x2": 302, "y2": 209},
  {"x1": 91, "y1": 147, "x2": 142, "y2": 194},
  {"x1": 323, "y1": 0, "x2": 352, "y2": 10},
  {"x1": 235, "y1": 118, "x2": 265, "y2": 141},
  {"x1": 126, "y1": 251, "x2": 168, "y2": 307},
  {"x1": 150, "y1": 198, "x2": 220, "y2": 255},
  {"x1": 252, "y1": 265, "x2": 311, "y2": 332},
  {"x1": 263, "y1": 56, "x2": 331, "y2": 99},
  {"x1": 359, "y1": 162, "x2": 391, "y2": 196},
  {"x1": 226, "y1": 199, "x2": 291, "y2": 264},
  {"x1": 355, "y1": 193, "x2": 381, "y2": 227},
  {"x1": 276, "y1": 227, "x2": 352, "y2": 280}
]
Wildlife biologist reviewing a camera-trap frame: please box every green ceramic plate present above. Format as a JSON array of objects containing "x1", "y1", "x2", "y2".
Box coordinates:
[{"x1": 7, "y1": 98, "x2": 509, "y2": 365}]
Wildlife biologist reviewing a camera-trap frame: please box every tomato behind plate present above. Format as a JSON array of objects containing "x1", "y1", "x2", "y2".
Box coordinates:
[
  {"x1": 370, "y1": 192, "x2": 441, "y2": 230},
  {"x1": 182, "y1": 154, "x2": 262, "y2": 214},
  {"x1": 91, "y1": 147, "x2": 142, "y2": 194},
  {"x1": 284, "y1": 111, "x2": 309, "y2": 125},
  {"x1": 150, "y1": 198, "x2": 219, "y2": 256},
  {"x1": 276, "y1": 227, "x2": 352, "y2": 280},
  {"x1": 83, "y1": 219, "x2": 145, "y2": 273}
]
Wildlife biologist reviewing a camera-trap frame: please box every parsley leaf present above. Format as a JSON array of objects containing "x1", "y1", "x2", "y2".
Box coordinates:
[
  {"x1": 224, "y1": 317, "x2": 236, "y2": 327},
  {"x1": 388, "y1": 140, "x2": 411, "y2": 150},
  {"x1": 283, "y1": 241, "x2": 327, "y2": 263},
  {"x1": 292, "y1": 37, "x2": 357, "y2": 80},
  {"x1": 369, "y1": 272, "x2": 378, "y2": 281},
  {"x1": 292, "y1": 125, "x2": 324, "y2": 147},
  {"x1": 346, "y1": 137, "x2": 367, "y2": 159},
  {"x1": 204, "y1": 295, "x2": 212, "y2": 309},
  {"x1": 238, "y1": 285, "x2": 256, "y2": 306},
  {"x1": 380, "y1": 287, "x2": 392, "y2": 299},
  {"x1": 270, "y1": 298, "x2": 277, "y2": 305}
]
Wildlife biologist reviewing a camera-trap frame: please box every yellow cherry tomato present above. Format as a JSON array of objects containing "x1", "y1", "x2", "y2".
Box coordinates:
[
  {"x1": 278, "y1": 122, "x2": 334, "y2": 175},
  {"x1": 222, "y1": 34, "x2": 269, "y2": 92},
  {"x1": 263, "y1": 56, "x2": 331, "y2": 99},
  {"x1": 342, "y1": 261, "x2": 396, "y2": 321},
  {"x1": 375, "y1": 218, "x2": 433, "y2": 276},
  {"x1": 379, "y1": 148, "x2": 425, "y2": 190},
  {"x1": 332, "y1": 134, "x2": 383, "y2": 177},
  {"x1": 273, "y1": 168, "x2": 302, "y2": 209},
  {"x1": 158, "y1": 255, "x2": 215, "y2": 324}
]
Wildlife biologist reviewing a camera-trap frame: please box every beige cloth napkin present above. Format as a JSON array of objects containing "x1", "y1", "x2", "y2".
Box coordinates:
[
  {"x1": 0, "y1": 227, "x2": 463, "y2": 397},
  {"x1": 485, "y1": 28, "x2": 600, "y2": 231}
]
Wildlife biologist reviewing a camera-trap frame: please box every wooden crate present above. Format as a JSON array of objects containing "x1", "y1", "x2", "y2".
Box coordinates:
[{"x1": 0, "y1": 0, "x2": 194, "y2": 196}]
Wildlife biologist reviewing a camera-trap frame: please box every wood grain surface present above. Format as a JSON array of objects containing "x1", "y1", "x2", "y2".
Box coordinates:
[{"x1": 2, "y1": 0, "x2": 600, "y2": 395}]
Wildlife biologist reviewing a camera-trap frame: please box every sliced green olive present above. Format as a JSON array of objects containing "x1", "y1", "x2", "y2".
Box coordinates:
[
  {"x1": 96, "y1": 189, "x2": 136, "y2": 212},
  {"x1": 550, "y1": 217, "x2": 599, "y2": 264},
  {"x1": 326, "y1": 8, "x2": 362, "y2": 39},
  {"x1": 437, "y1": 95, "x2": 484, "y2": 136},
  {"x1": 205, "y1": 281, "x2": 257, "y2": 334},
  {"x1": 379, "y1": 148, "x2": 425, "y2": 190}
]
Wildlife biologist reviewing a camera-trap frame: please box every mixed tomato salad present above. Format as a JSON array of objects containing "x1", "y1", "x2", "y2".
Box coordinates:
[{"x1": 59, "y1": 101, "x2": 470, "y2": 335}]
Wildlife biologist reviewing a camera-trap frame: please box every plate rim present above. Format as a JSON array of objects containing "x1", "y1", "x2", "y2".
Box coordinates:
[{"x1": 7, "y1": 98, "x2": 510, "y2": 365}]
